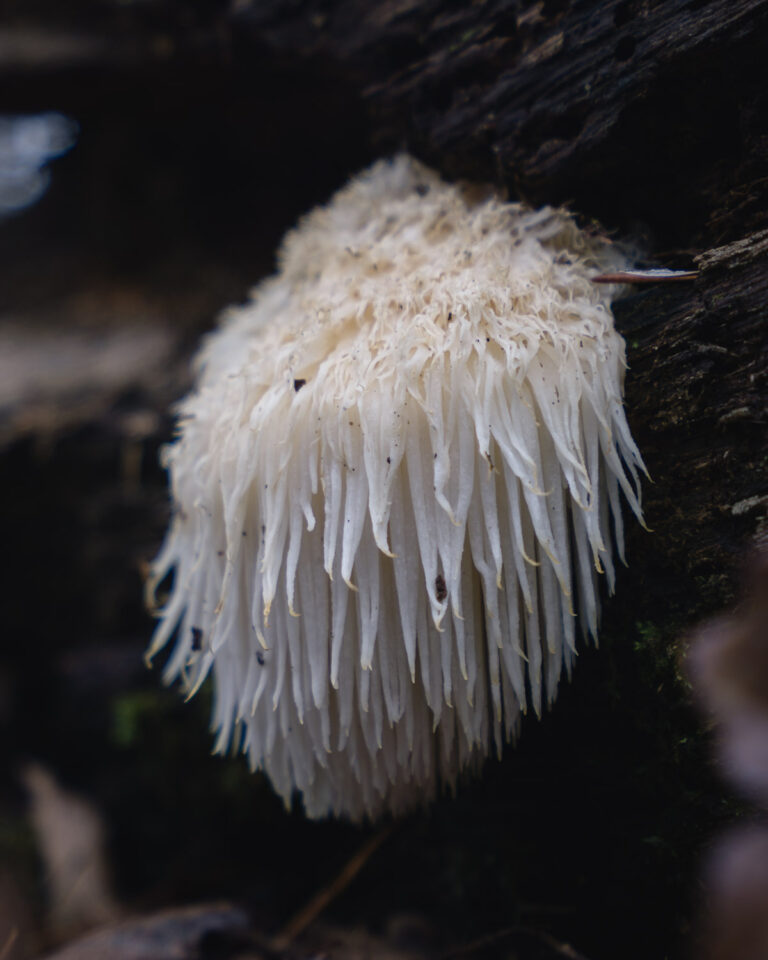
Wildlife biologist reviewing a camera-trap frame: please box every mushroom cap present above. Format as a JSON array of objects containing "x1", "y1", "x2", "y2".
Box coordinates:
[{"x1": 147, "y1": 155, "x2": 645, "y2": 821}]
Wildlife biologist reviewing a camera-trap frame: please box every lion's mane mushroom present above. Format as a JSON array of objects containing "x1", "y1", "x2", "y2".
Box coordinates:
[{"x1": 147, "y1": 155, "x2": 645, "y2": 821}]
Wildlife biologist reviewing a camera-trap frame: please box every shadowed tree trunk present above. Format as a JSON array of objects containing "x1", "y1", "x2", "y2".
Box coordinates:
[{"x1": 1, "y1": 3, "x2": 766, "y2": 959}]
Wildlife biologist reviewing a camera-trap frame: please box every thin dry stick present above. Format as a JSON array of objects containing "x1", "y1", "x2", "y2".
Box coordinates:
[
  {"x1": 591, "y1": 268, "x2": 698, "y2": 284},
  {"x1": 441, "y1": 926, "x2": 591, "y2": 960},
  {"x1": 271, "y1": 822, "x2": 395, "y2": 952},
  {"x1": 0, "y1": 928, "x2": 18, "y2": 960}
]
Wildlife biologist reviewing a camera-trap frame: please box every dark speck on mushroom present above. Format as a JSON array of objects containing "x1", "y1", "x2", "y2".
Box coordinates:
[{"x1": 435, "y1": 574, "x2": 447, "y2": 603}]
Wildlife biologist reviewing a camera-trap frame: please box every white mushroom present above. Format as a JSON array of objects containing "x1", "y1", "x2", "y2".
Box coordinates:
[{"x1": 147, "y1": 155, "x2": 645, "y2": 821}]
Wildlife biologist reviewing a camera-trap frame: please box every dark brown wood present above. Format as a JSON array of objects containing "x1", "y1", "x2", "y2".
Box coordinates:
[
  {"x1": 238, "y1": 0, "x2": 768, "y2": 247},
  {"x1": 1, "y1": 4, "x2": 766, "y2": 960},
  {"x1": 613, "y1": 227, "x2": 768, "y2": 621}
]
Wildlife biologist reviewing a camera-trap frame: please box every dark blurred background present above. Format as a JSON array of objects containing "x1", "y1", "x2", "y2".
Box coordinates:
[{"x1": 1, "y1": 2, "x2": 767, "y2": 959}]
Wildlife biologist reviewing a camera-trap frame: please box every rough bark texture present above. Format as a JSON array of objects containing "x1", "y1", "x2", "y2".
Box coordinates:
[
  {"x1": 245, "y1": 0, "x2": 768, "y2": 244},
  {"x1": 1, "y1": 2, "x2": 767, "y2": 960}
]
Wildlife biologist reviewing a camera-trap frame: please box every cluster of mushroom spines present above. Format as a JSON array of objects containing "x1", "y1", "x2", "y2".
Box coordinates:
[{"x1": 147, "y1": 155, "x2": 644, "y2": 821}]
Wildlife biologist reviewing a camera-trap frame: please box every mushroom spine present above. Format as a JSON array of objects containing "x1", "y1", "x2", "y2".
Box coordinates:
[{"x1": 147, "y1": 155, "x2": 645, "y2": 821}]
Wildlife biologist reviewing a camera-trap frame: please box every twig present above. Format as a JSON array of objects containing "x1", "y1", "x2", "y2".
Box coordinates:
[
  {"x1": 0, "y1": 928, "x2": 18, "y2": 960},
  {"x1": 441, "y1": 925, "x2": 592, "y2": 960},
  {"x1": 591, "y1": 268, "x2": 698, "y2": 284},
  {"x1": 270, "y1": 821, "x2": 395, "y2": 952}
]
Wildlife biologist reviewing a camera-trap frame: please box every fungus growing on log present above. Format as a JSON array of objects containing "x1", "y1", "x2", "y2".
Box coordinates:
[{"x1": 146, "y1": 155, "x2": 645, "y2": 820}]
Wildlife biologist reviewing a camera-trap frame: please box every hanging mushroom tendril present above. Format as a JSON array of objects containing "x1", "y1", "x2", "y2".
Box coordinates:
[{"x1": 146, "y1": 155, "x2": 646, "y2": 821}]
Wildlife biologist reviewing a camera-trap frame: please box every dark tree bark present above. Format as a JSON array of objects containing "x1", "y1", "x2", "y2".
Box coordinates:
[{"x1": 1, "y1": 3, "x2": 767, "y2": 960}]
